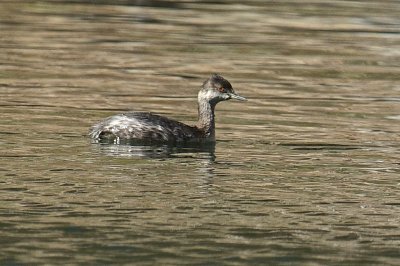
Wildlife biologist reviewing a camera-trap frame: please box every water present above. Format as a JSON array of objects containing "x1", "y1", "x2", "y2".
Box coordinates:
[{"x1": 1, "y1": 0, "x2": 400, "y2": 264}]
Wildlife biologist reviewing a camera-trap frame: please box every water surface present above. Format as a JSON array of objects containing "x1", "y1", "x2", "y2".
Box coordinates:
[{"x1": 1, "y1": 1, "x2": 400, "y2": 265}]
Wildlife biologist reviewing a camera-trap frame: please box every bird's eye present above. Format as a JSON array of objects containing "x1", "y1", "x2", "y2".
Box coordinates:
[{"x1": 218, "y1": 87, "x2": 226, "y2": 93}]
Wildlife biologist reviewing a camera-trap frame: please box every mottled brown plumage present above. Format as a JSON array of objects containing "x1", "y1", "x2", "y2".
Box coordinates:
[{"x1": 89, "y1": 74, "x2": 246, "y2": 144}]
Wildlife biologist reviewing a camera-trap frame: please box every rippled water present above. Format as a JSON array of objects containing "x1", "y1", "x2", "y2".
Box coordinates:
[{"x1": 1, "y1": 0, "x2": 400, "y2": 264}]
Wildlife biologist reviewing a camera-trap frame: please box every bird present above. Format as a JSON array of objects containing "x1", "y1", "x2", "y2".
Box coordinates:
[{"x1": 89, "y1": 74, "x2": 246, "y2": 145}]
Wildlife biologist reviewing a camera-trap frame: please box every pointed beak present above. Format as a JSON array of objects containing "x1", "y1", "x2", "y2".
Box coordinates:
[{"x1": 229, "y1": 93, "x2": 247, "y2": 101}]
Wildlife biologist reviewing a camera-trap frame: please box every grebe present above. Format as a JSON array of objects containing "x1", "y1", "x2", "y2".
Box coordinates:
[{"x1": 89, "y1": 74, "x2": 246, "y2": 144}]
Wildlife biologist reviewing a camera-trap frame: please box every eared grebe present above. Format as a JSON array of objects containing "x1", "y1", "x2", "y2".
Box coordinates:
[{"x1": 89, "y1": 74, "x2": 246, "y2": 144}]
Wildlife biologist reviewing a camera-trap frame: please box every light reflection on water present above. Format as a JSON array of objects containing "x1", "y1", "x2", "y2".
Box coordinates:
[{"x1": 1, "y1": 0, "x2": 400, "y2": 265}]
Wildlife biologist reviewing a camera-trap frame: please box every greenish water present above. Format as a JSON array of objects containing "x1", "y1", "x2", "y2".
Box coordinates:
[{"x1": 1, "y1": 1, "x2": 399, "y2": 265}]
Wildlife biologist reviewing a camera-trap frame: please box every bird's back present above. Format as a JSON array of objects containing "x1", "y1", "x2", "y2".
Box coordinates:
[{"x1": 89, "y1": 112, "x2": 203, "y2": 144}]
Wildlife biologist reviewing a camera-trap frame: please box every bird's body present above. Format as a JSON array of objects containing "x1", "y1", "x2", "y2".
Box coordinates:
[
  {"x1": 89, "y1": 74, "x2": 246, "y2": 144},
  {"x1": 89, "y1": 112, "x2": 204, "y2": 144}
]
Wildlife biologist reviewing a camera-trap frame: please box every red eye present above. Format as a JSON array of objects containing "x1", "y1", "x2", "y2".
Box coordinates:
[{"x1": 218, "y1": 87, "x2": 225, "y2": 93}]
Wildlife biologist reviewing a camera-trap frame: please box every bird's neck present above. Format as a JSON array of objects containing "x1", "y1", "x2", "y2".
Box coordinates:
[{"x1": 196, "y1": 98, "x2": 216, "y2": 140}]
